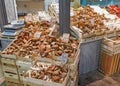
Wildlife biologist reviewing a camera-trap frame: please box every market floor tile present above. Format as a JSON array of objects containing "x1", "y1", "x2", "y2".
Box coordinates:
[{"x1": 79, "y1": 70, "x2": 120, "y2": 86}]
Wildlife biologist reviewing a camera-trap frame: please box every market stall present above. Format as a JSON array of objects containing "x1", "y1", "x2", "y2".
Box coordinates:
[
  {"x1": 0, "y1": 0, "x2": 120, "y2": 86},
  {"x1": 48, "y1": 2, "x2": 120, "y2": 74}
]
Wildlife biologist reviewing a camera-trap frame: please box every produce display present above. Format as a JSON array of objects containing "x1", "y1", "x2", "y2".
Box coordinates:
[
  {"x1": 110, "y1": 36, "x2": 120, "y2": 41},
  {"x1": 23, "y1": 62, "x2": 68, "y2": 83},
  {"x1": 1, "y1": 14, "x2": 79, "y2": 85},
  {"x1": 2, "y1": 3, "x2": 120, "y2": 86},
  {"x1": 71, "y1": 5, "x2": 120, "y2": 38},
  {"x1": 71, "y1": 6, "x2": 109, "y2": 38},
  {"x1": 90, "y1": 6, "x2": 120, "y2": 33},
  {"x1": 105, "y1": 5, "x2": 120, "y2": 18},
  {"x1": 2, "y1": 20, "x2": 79, "y2": 59},
  {"x1": 49, "y1": 4, "x2": 120, "y2": 39}
]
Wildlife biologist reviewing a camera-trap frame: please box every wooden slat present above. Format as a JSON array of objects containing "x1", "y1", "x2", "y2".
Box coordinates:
[
  {"x1": 117, "y1": 59, "x2": 120, "y2": 73},
  {"x1": 1, "y1": 58, "x2": 16, "y2": 65},
  {"x1": 99, "y1": 50, "x2": 120, "y2": 76},
  {"x1": 23, "y1": 71, "x2": 69, "y2": 86},
  {"x1": 69, "y1": 71, "x2": 78, "y2": 86},
  {"x1": 117, "y1": 54, "x2": 120, "y2": 73}
]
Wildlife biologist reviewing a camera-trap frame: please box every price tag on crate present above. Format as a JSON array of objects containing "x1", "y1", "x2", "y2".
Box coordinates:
[
  {"x1": 34, "y1": 32, "x2": 41, "y2": 38},
  {"x1": 63, "y1": 33, "x2": 70, "y2": 43},
  {"x1": 61, "y1": 53, "x2": 68, "y2": 64}
]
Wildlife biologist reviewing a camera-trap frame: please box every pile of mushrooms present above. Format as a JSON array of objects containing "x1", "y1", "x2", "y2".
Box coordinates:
[
  {"x1": 71, "y1": 6, "x2": 114, "y2": 38},
  {"x1": 23, "y1": 62, "x2": 68, "y2": 83},
  {"x1": 2, "y1": 20, "x2": 79, "y2": 59}
]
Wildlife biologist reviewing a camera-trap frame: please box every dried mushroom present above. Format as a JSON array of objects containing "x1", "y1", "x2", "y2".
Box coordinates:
[
  {"x1": 23, "y1": 62, "x2": 68, "y2": 83},
  {"x1": 71, "y1": 6, "x2": 114, "y2": 38},
  {"x1": 2, "y1": 19, "x2": 79, "y2": 59}
]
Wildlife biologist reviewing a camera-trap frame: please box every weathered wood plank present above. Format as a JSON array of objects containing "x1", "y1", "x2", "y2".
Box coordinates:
[{"x1": 4, "y1": 0, "x2": 18, "y2": 23}]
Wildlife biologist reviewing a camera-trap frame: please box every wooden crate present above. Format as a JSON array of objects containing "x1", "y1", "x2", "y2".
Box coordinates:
[
  {"x1": 4, "y1": 71, "x2": 19, "y2": 80},
  {"x1": 22, "y1": 71, "x2": 69, "y2": 86},
  {"x1": 2, "y1": 63, "x2": 18, "y2": 74},
  {"x1": 69, "y1": 71, "x2": 78, "y2": 86},
  {"x1": 37, "y1": 49, "x2": 80, "y2": 72},
  {"x1": 1, "y1": 57, "x2": 16, "y2": 65},
  {"x1": 5, "y1": 77, "x2": 23, "y2": 86},
  {"x1": 0, "y1": 57, "x2": 22, "y2": 85},
  {"x1": 0, "y1": 61, "x2": 4, "y2": 85},
  {"x1": 6, "y1": 81, "x2": 20, "y2": 86},
  {"x1": 69, "y1": 49, "x2": 80, "y2": 72},
  {"x1": 117, "y1": 61, "x2": 120, "y2": 73},
  {"x1": 99, "y1": 50, "x2": 120, "y2": 76},
  {"x1": 2, "y1": 64, "x2": 17, "y2": 73},
  {"x1": 1, "y1": 57, "x2": 18, "y2": 74},
  {"x1": 102, "y1": 36, "x2": 120, "y2": 54},
  {"x1": 5, "y1": 77, "x2": 20, "y2": 84},
  {"x1": 69, "y1": 65, "x2": 78, "y2": 78},
  {"x1": 16, "y1": 60, "x2": 32, "y2": 81}
]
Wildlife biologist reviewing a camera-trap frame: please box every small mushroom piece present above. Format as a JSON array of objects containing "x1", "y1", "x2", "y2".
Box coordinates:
[
  {"x1": 31, "y1": 70, "x2": 38, "y2": 78},
  {"x1": 52, "y1": 45, "x2": 59, "y2": 49},
  {"x1": 38, "y1": 72, "x2": 45, "y2": 79},
  {"x1": 52, "y1": 76, "x2": 61, "y2": 82},
  {"x1": 61, "y1": 72, "x2": 67, "y2": 78}
]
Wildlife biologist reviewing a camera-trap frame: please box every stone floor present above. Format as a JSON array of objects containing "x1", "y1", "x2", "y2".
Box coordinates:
[{"x1": 79, "y1": 70, "x2": 120, "y2": 86}]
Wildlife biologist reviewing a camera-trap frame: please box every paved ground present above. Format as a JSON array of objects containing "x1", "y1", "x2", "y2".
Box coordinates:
[{"x1": 79, "y1": 70, "x2": 120, "y2": 86}]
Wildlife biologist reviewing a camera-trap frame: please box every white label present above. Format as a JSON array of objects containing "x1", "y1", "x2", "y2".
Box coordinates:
[
  {"x1": 63, "y1": 33, "x2": 70, "y2": 43},
  {"x1": 34, "y1": 32, "x2": 41, "y2": 38},
  {"x1": 61, "y1": 53, "x2": 68, "y2": 64}
]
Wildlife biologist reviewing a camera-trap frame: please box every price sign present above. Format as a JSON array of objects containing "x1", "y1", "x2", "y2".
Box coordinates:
[
  {"x1": 34, "y1": 32, "x2": 41, "y2": 38},
  {"x1": 63, "y1": 33, "x2": 70, "y2": 43},
  {"x1": 61, "y1": 53, "x2": 68, "y2": 64}
]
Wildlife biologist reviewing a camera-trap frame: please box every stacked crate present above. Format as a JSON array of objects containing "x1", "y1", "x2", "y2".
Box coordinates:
[
  {"x1": 0, "y1": 34, "x2": 81, "y2": 86},
  {"x1": 20, "y1": 49, "x2": 80, "y2": 86},
  {"x1": 0, "y1": 55, "x2": 34, "y2": 86},
  {"x1": 0, "y1": 57, "x2": 21, "y2": 86},
  {"x1": 0, "y1": 50, "x2": 80, "y2": 86},
  {"x1": 99, "y1": 36, "x2": 120, "y2": 76},
  {"x1": 16, "y1": 58, "x2": 32, "y2": 85},
  {"x1": 68, "y1": 49, "x2": 80, "y2": 86}
]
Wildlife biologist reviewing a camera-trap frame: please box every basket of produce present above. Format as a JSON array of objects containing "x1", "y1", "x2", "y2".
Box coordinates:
[
  {"x1": 102, "y1": 36, "x2": 120, "y2": 54},
  {"x1": 22, "y1": 61, "x2": 69, "y2": 86}
]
